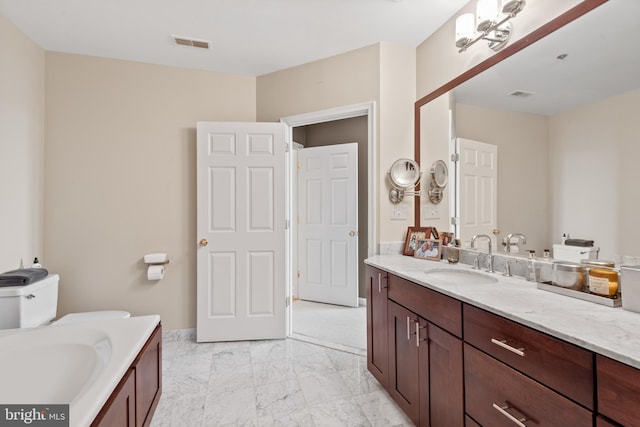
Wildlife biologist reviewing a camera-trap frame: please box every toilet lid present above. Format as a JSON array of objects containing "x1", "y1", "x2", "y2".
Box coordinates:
[{"x1": 53, "y1": 310, "x2": 131, "y2": 325}]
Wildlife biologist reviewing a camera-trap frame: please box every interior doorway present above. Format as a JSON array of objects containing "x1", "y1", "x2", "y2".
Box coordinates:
[{"x1": 282, "y1": 102, "x2": 377, "y2": 354}]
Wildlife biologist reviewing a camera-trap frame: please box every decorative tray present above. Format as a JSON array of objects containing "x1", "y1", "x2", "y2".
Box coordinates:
[{"x1": 537, "y1": 282, "x2": 621, "y2": 307}]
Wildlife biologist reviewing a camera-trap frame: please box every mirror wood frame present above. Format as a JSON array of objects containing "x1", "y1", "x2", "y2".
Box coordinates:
[{"x1": 413, "y1": 0, "x2": 608, "y2": 226}]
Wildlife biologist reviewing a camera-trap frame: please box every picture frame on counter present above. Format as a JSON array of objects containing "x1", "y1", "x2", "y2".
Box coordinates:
[
  {"x1": 414, "y1": 239, "x2": 441, "y2": 261},
  {"x1": 403, "y1": 226, "x2": 438, "y2": 256}
]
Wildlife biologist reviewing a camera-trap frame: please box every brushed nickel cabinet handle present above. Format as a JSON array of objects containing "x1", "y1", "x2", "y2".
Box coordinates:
[
  {"x1": 415, "y1": 322, "x2": 426, "y2": 347},
  {"x1": 492, "y1": 403, "x2": 527, "y2": 427},
  {"x1": 377, "y1": 273, "x2": 387, "y2": 293},
  {"x1": 407, "y1": 317, "x2": 411, "y2": 340},
  {"x1": 491, "y1": 338, "x2": 525, "y2": 357}
]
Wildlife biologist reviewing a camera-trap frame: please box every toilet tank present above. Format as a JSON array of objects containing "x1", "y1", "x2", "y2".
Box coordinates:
[{"x1": 0, "y1": 274, "x2": 59, "y2": 329}]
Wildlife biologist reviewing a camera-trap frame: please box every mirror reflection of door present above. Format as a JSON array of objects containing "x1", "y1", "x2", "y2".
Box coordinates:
[{"x1": 455, "y1": 138, "x2": 498, "y2": 247}]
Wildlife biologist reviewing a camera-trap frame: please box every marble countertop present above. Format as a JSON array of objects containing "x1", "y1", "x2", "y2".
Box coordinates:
[{"x1": 366, "y1": 254, "x2": 640, "y2": 369}]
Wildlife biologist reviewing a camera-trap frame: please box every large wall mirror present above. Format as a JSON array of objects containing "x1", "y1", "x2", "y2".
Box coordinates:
[{"x1": 417, "y1": 0, "x2": 640, "y2": 263}]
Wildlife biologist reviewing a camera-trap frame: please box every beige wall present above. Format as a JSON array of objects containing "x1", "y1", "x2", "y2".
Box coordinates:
[
  {"x1": 456, "y1": 104, "x2": 549, "y2": 254},
  {"x1": 256, "y1": 44, "x2": 380, "y2": 122},
  {"x1": 549, "y1": 88, "x2": 640, "y2": 260},
  {"x1": 0, "y1": 15, "x2": 45, "y2": 273},
  {"x1": 379, "y1": 43, "x2": 417, "y2": 244},
  {"x1": 258, "y1": 42, "x2": 417, "y2": 246},
  {"x1": 44, "y1": 52, "x2": 256, "y2": 329}
]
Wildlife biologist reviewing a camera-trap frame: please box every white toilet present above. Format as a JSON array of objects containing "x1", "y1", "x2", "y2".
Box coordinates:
[{"x1": 0, "y1": 274, "x2": 130, "y2": 329}]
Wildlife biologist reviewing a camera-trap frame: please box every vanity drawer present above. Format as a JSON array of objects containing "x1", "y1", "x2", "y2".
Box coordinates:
[
  {"x1": 465, "y1": 344, "x2": 592, "y2": 426},
  {"x1": 597, "y1": 354, "x2": 640, "y2": 426},
  {"x1": 463, "y1": 304, "x2": 593, "y2": 409},
  {"x1": 388, "y1": 273, "x2": 462, "y2": 337}
]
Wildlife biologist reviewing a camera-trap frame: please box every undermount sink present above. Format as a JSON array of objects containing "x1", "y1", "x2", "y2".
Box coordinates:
[{"x1": 424, "y1": 268, "x2": 498, "y2": 285}]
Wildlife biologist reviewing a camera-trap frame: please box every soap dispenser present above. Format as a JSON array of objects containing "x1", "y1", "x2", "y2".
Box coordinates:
[
  {"x1": 526, "y1": 250, "x2": 539, "y2": 282},
  {"x1": 31, "y1": 257, "x2": 42, "y2": 268}
]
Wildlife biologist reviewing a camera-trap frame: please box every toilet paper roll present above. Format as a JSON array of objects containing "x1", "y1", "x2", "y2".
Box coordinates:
[{"x1": 147, "y1": 265, "x2": 165, "y2": 281}]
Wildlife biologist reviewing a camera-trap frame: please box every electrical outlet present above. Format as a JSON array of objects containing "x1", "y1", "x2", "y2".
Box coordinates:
[
  {"x1": 424, "y1": 206, "x2": 440, "y2": 220},
  {"x1": 390, "y1": 205, "x2": 407, "y2": 220}
]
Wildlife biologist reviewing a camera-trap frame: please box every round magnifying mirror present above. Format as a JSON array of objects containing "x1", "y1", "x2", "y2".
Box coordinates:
[
  {"x1": 431, "y1": 160, "x2": 448, "y2": 188},
  {"x1": 389, "y1": 158, "x2": 421, "y2": 189}
]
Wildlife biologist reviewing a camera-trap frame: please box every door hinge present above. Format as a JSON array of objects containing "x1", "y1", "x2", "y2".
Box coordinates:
[
  {"x1": 285, "y1": 219, "x2": 290, "y2": 229},
  {"x1": 286, "y1": 297, "x2": 290, "y2": 307},
  {"x1": 285, "y1": 144, "x2": 290, "y2": 153},
  {"x1": 297, "y1": 162, "x2": 301, "y2": 170},
  {"x1": 297, "y1": 271, "x2": 300, "y2": 279},
  {"x1": 451, "y1": 153, "x2": 460, "y2": 162},
  {"x1": 451, "y1": 217, "x2": 459, "y2": 225}
]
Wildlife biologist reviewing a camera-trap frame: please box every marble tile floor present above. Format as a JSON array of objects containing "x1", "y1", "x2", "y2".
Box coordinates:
[
  {"x1": 292, "y1": 300, "x2": 367, "y2": 355},
  {"x1": 151, "y1": 329, "x2": 413, "y2": 427}
]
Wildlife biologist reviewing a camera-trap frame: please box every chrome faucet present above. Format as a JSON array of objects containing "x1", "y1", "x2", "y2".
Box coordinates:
[
  {"x1": 471, "y1": 234, "x2": 494, "y2": 273},
  {"x1": 506, "y1": 233, "x2": 527, "y2": 253}
]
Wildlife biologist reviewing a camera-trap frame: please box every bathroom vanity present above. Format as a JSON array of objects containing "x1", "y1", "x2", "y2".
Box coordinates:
[{"x1": 366, "y1": 255, "x2": 640, "y2": 426}]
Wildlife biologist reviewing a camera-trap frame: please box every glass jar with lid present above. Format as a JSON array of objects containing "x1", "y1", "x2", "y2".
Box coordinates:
[{"x1": 581, "y1": 260, "x2": 618, "y2": 298}]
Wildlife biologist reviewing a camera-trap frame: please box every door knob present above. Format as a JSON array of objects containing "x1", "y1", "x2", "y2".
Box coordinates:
[
  {"x1": 199, "y1": 238, "x2": 208, "y2": 247},
  {"x1": 349, "y1": 231, "x2": 356, "y2": 237}
]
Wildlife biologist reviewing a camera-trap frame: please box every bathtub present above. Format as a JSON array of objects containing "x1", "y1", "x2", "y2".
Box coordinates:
[{"x1": 0, "y1": 314, "x2": 160, "y2": 427}]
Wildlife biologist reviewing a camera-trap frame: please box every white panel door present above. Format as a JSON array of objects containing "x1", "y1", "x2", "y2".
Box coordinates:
[
  {"x1": 298, "y1": 143, "x2": 358, "y2": 308},
  {"x1": 456, "y1": 138, "x2": 498, "y2": 247},
  {"x1": 196, "y1": 121, "x2": 286, "y2": 342}
]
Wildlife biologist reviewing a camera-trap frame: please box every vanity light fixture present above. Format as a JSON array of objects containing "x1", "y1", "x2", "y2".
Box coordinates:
[{"x1": 455, "y1": 0, "x2": 526, "y2": 53}]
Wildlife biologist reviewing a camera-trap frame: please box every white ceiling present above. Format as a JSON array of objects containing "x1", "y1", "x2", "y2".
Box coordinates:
[{"x1": 0, "y1": 0, "x2": 467, "y2": 76}]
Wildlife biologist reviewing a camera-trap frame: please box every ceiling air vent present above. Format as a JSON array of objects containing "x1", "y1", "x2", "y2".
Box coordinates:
[
  {"x1": 172, "y1": 35, "x2": 211, "y2": 50},
  {"x1": 508, "y1": 90, "x2": 535, "y2": 98}
]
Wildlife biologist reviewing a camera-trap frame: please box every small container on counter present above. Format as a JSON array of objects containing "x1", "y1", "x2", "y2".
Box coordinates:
[
  {"x1": 580, "y1": 260, "x2": 618, "y2": 298},
  {"x1": 621, "y1": 266, "x2": 640, "y2": 313},
  {"x1": 551, "y1": 261, "x2": 586, "y2": 291}
]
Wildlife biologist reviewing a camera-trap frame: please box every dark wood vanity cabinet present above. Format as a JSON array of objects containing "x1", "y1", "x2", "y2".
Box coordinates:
[
  {"x1": 465, "y1": 344, "x2": 592, "y2": 426},
  {"x1": 367, "y1": 265, "x2": 640, "y2": 427},
  {"x1": 464, "y1": 304, "x2": 594, "y2": 409},
  {"x1": 386, "y1": 274, "x2": 464, "y2": 427},
  {"x1": 93, "y1": 324, "x2": 162, "y2": 427},
  {"x1": 597, "y1": 354, "x2": 640, "y2": 426},
  {"x1": 366, "y1": 265, "x2": 388, "y2": 388}
]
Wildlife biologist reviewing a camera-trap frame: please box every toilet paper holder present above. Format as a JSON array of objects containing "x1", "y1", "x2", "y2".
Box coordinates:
[
  {"x1": 144, "y1": 253, "x2": 170, "y2": 266},
  {"x1": 144, "y1": 253, "x2": 169, "y2": 281}
]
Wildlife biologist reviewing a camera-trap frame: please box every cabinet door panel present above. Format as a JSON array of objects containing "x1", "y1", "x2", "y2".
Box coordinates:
[
  {"x1": 366, "y1": 265, "x2": 388, "y2": 387},
  {"x1": 419, "y1": 321, "x2": 464, "y2": 427},
  {"x1": 135, "y1": 325, "x2": 162, "y2": 427},
  {"x1": 465, "y1": 344, "x2": 592, "y2": 426},
  {"x1": 388, "y1": 274, "x2": 462, "y2": 337},
  {"x1": 597, "y1": 354, "x2": 640, "y2": 426},
  {"x1": 464, "y1": 304, "x2": 593, "y2": 409},
  {"x1": 388, "y1": 300, "x2": 420, "y2": 424},
  {"x1": 596, "y1": 415, "x2": 619, "y2": 427},
  {"x1": 91, "y1": 368, "x2": 135, "y2": 427}
]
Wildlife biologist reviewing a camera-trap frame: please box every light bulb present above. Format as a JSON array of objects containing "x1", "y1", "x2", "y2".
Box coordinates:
[
  {"x1": 455, "y1": 13, "x2": 475, "y2": 47},
  {"x1": 477, "y1": 0, "x2": 498, "y2": 32}
]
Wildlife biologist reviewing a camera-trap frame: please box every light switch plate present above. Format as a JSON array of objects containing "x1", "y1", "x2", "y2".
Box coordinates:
[
  {"x1": 390, "y1": 205, "x2": 408, "y2": 220},
  {"x1": 424, "y1": 206, "x2": 440, "y2": 220}
]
